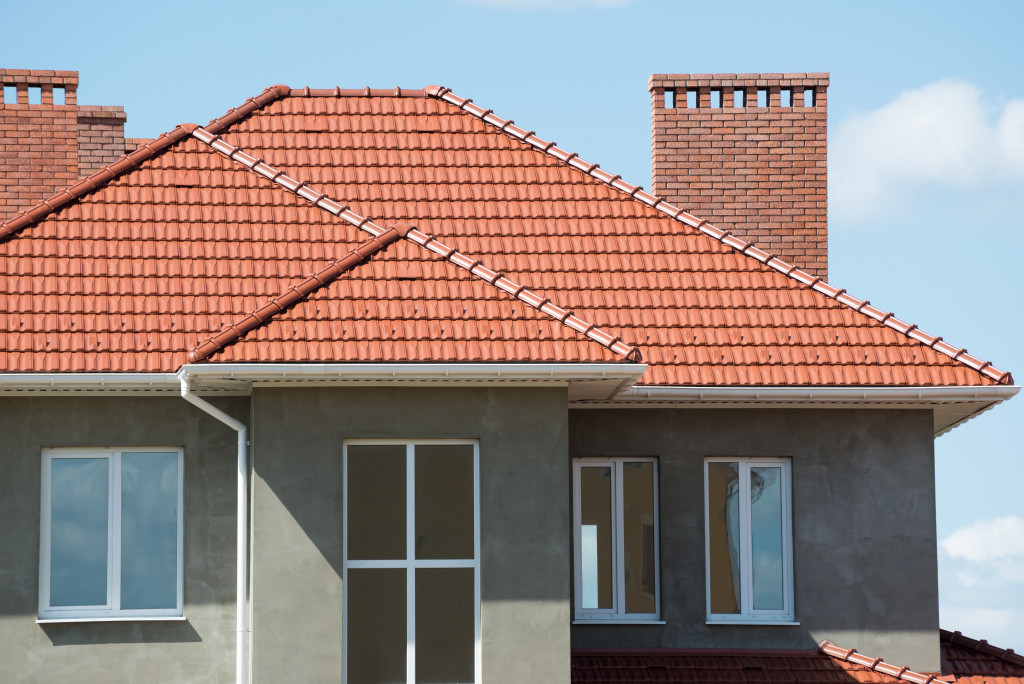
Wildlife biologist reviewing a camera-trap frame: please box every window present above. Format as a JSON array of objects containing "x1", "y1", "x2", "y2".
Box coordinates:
[
  {"x1": 572, "y1": 457, "x2": 660, "y2": 622},
  {"x1": 704, "y1": 457, "x2": 793, "y2": 622},
  {"x1": 343, "y1": 440, "x2": 480, "y2": 684},
  {"x1": 39, "y1": 448, "x2": 184, "y2": 621}
]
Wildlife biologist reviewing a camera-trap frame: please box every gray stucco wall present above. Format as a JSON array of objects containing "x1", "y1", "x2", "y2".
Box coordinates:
[
  {"x1": 569, "y1": 407, "x2": 940, "y2": 672},
  {"x1": 250, "y1": 386, "x2": 571, "y2": 684},
  {"x1": 0, "y1": 392, "x2": 942, "y2": 681},
  {"x1": 0, "y1": 395, "x2": 243, "y2": 683}
]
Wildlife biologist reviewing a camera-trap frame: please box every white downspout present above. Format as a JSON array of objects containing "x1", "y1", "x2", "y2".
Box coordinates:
[{"x1": 179, "y1": 371, "x2": 248, "y2": 684}]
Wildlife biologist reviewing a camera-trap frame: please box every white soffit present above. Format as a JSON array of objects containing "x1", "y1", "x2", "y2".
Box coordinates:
[
  {"x1": 0, "y1": 364, "x2": 647, "y2": 401},
  {"x1": 571, "y1": 385, "x2": 1020, "y2": 436}
]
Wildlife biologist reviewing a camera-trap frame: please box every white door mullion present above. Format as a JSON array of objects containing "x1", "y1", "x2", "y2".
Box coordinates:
[
  {"x1": 739, "y1": 463, "x2": 752, "y2": 617},
  {"x1": 614, "y1": 462, "x2": 625, "y2": 615},
  {"x1": 473, "y1": 442, "x2": 482, "y2": 684},
  {"x1": 342, "y1": 448, "x2": 349, "y2": 684},
  {"x1": 110, "y1": 453, "x2": 120, "y2": 612},
  {"x1": 406, "y1": 444, "x2": 416, "y2": 684},
  {"x1": 571, "y1": 461, "x2": 582, "y2": 618},
  {"x1": 782, "y1": 462, "x2": 793, "y2": 616}
]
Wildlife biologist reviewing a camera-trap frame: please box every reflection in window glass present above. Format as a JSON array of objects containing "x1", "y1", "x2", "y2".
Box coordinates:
[
  {"x1": 707, "y1": 461, "x2": 741, "y2": 614},
  {"x1": 121, "y1": 452, "x2": 178, "y2": 610},
  {"x1": 574, "y1": 458, "x2": 660, "y2": 620},
  {"x1": 50, "y1": 458, "x2": 109, "y2": 607},
  {"x1": 623, "y1": 462, "x2": 656, "y2": 614},
  {"x1": 705, "y1": 457, "x2": 792, "y2": 621},
  {"x1": 42, "y1": 448, "x2": 183, "y2": 619},
  {"x1": 580, "y1": 467, "x2": 613, "y2": 609},
  {"x1": 751, "y1": 467, "x2": 784, "y2": 611}
]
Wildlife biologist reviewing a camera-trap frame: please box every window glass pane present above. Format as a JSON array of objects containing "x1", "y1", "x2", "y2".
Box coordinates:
[
  {"x1": 751, "y1": 466, "x2": 785, "y2": 611},
  {"x1": 707, "y1": 461, "x2": 741, "y2": 614},
  {"x1": 415, "y1": 444, "x2": 474, "y2": 560},
  {"x1": 416, "y1": 568, "x2": 474, "y2": 683},
  {"x1": 348, "y1": 445, "x2": 406, "y2": 560},
  {"x1": 121, "y1": 452, "x2": 178, "y2": 610},
  {"x1": 623, "y1": 461, "x2": 656, "y2": 614},
  {"x1": 50, "y1": 457, "x2": 109, "y2": 607},
  {"x1": 347, "y1": 568, "x2": 406, "y2": 684},
  {"x1": 580, "y1": 466, "x2": 613, "y2": 610}
]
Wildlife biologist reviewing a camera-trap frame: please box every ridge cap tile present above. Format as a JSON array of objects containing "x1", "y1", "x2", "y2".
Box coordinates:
[{"x1": 819, "y1": 640, "x2": 951, "y2": 684}]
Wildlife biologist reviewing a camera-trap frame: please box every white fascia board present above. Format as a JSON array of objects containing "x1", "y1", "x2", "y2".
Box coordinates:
[
  {"x1": 599, "y1": 385, "x2": 1020, "y2": 404},
  {"x1": 0, "y1": 364, "x2": 648, "y2": 395},
  {"x1": 179, "y1": 363, "x2": 647, "y2": 385}
]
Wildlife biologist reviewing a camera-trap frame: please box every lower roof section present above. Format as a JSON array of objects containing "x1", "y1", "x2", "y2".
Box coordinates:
[
  {"x1": 572, "y1": 647, "x2": 916, "y2": 684},
  {"x1": 572, "y1": 630, "x2": 1024, "y2": 683}
]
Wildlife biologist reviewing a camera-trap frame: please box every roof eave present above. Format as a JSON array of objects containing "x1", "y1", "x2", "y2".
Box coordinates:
[{"x1": 575, "y1": 384, "x2": 1020, "y2": 437}]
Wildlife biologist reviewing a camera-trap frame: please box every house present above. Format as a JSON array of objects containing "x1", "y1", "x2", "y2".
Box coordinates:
[{"x1": 0, "y1": 68, "x2": 1017, "y2": 683}]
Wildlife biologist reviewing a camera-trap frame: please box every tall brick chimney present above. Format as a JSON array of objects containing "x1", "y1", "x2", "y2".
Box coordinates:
[
  {"x1": 0, "y1": 69, "x2": 132, "y2": 223},
  {"x1": 650, "y1": 73, "x2": 829, "y2": 279}
]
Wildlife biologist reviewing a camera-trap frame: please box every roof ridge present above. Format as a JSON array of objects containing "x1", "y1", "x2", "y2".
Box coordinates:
[
  {"x1": 187, "y1": 125, "x2": 642, "y2": 364},
  {"x1": 423, "y1": 85, "x2": 1014, "y2": 387},
  {"x1": 940, "y1": 629, "x2": 1024, "y2": 667},
  {"x1": 819, "y1": 640, "x2": 952, "y2": 684},
  {"x1": 287, "y1": 86, "x2": 426, "y2": 98},
  {"x1": 187, "y1": 224, "x2": 411, "y2": 364},
  {"x1": 203, "y1": 84, "x2": 290, "y2": 134},
  {"x1": 0, "y1": 84, "x2": 292, "y2": 243}
]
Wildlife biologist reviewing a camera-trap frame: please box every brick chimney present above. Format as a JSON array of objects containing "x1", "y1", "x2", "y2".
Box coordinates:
[
  {"x1": 0, "y1": 69, "x2": 132, "y2": 223},
  {"x1": 650, "y1": 73, "x2": 829, "y2": 279}
]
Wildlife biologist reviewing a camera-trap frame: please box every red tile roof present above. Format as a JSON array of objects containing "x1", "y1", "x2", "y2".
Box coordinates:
[
  {"x1": 572, "y1": 648, "x2": 931, "y2": 683},
  {"x1": 0, "y1": 84, "x2": 1013, "y2": 385},
  {"x1": 570, "y1": 632, "x2": 1024, "y2": 683},
  {"x1": 939, "y1": 630, "x2": 1024, "y2": 684}
]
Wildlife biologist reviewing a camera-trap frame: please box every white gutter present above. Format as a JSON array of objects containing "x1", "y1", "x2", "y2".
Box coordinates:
[
  {"x1": 176, "y1": 362, "x2": 647, "y2": 383},
  {"x1": 606, "y1": 385, "x2": 1020, "y2": 403},
  {"x1": 178, "y1": 370, "x2": 248, "y2": 684},
  {"x1": 0, "y1": 373, "x2": 181, "y2": 391}
]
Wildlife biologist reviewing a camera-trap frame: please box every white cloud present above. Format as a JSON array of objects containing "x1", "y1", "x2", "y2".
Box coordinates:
[
  {"x1": 831, "y1": 80, "x2": 1024, "y2": 222},
  {"x1": 941, "y1": 515, "x2": 1024, "y2": 563},
  {"x1": 940, "y1": 606, "x2": 1019, "y2": 644},
  {"x1": 939, "y1": 517, "x2": 1024, "y2": 651},
  {"x1": 458, "y1": 0, "x2": 635, "y2": 8}
]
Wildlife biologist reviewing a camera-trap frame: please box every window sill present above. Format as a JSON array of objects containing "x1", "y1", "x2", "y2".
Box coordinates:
[
  {"x1": 574, "y1": 619, "x2": 666, "y2": 625},
  {"x1": 37, "y1": 616, "x2": 187, "y2": 624},
  {"x1": 706, "y1": 619, "x2": 800, "y2": 626}
]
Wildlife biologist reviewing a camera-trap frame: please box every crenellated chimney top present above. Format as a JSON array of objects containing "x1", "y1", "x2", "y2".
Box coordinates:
[
  {"x1": 1, "y1": 69, "x2": 133, "y2": 224},
  {"x1": 650, "y1": 73, "x2": 830, "y2": 279}
]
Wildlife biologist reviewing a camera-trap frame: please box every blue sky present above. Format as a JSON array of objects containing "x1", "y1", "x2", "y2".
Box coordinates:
[{"x1": 4, "y1": 0, "x2": 1021, "y2": 652}]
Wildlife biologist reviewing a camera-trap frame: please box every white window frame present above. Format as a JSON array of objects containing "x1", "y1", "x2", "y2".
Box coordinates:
[
  {"x1": 572, "y1": 457, "x2": 661, "y2": 623},
  {"x1": 342, "y1": 439, "x2": 481, "y2": 684},
  {"x1": 704, "y1": 456, "x2": 793, "y2": 623},
  {"x1": 39, "y1": 447, "x2": 185, "y2": 621}
]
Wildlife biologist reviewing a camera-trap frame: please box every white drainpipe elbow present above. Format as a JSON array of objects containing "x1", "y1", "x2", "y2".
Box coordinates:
[{"x1": 178, "y1": 372, "x2": 248, "y2": 684}]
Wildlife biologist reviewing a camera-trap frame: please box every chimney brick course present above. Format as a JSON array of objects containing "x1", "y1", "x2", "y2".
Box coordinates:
[
  {"x1": 1, "y1": 69, "x2": 129, "y2": 223},
  {"x1": 650, "y1": 73, "x2": 829, "y2": 279}
]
